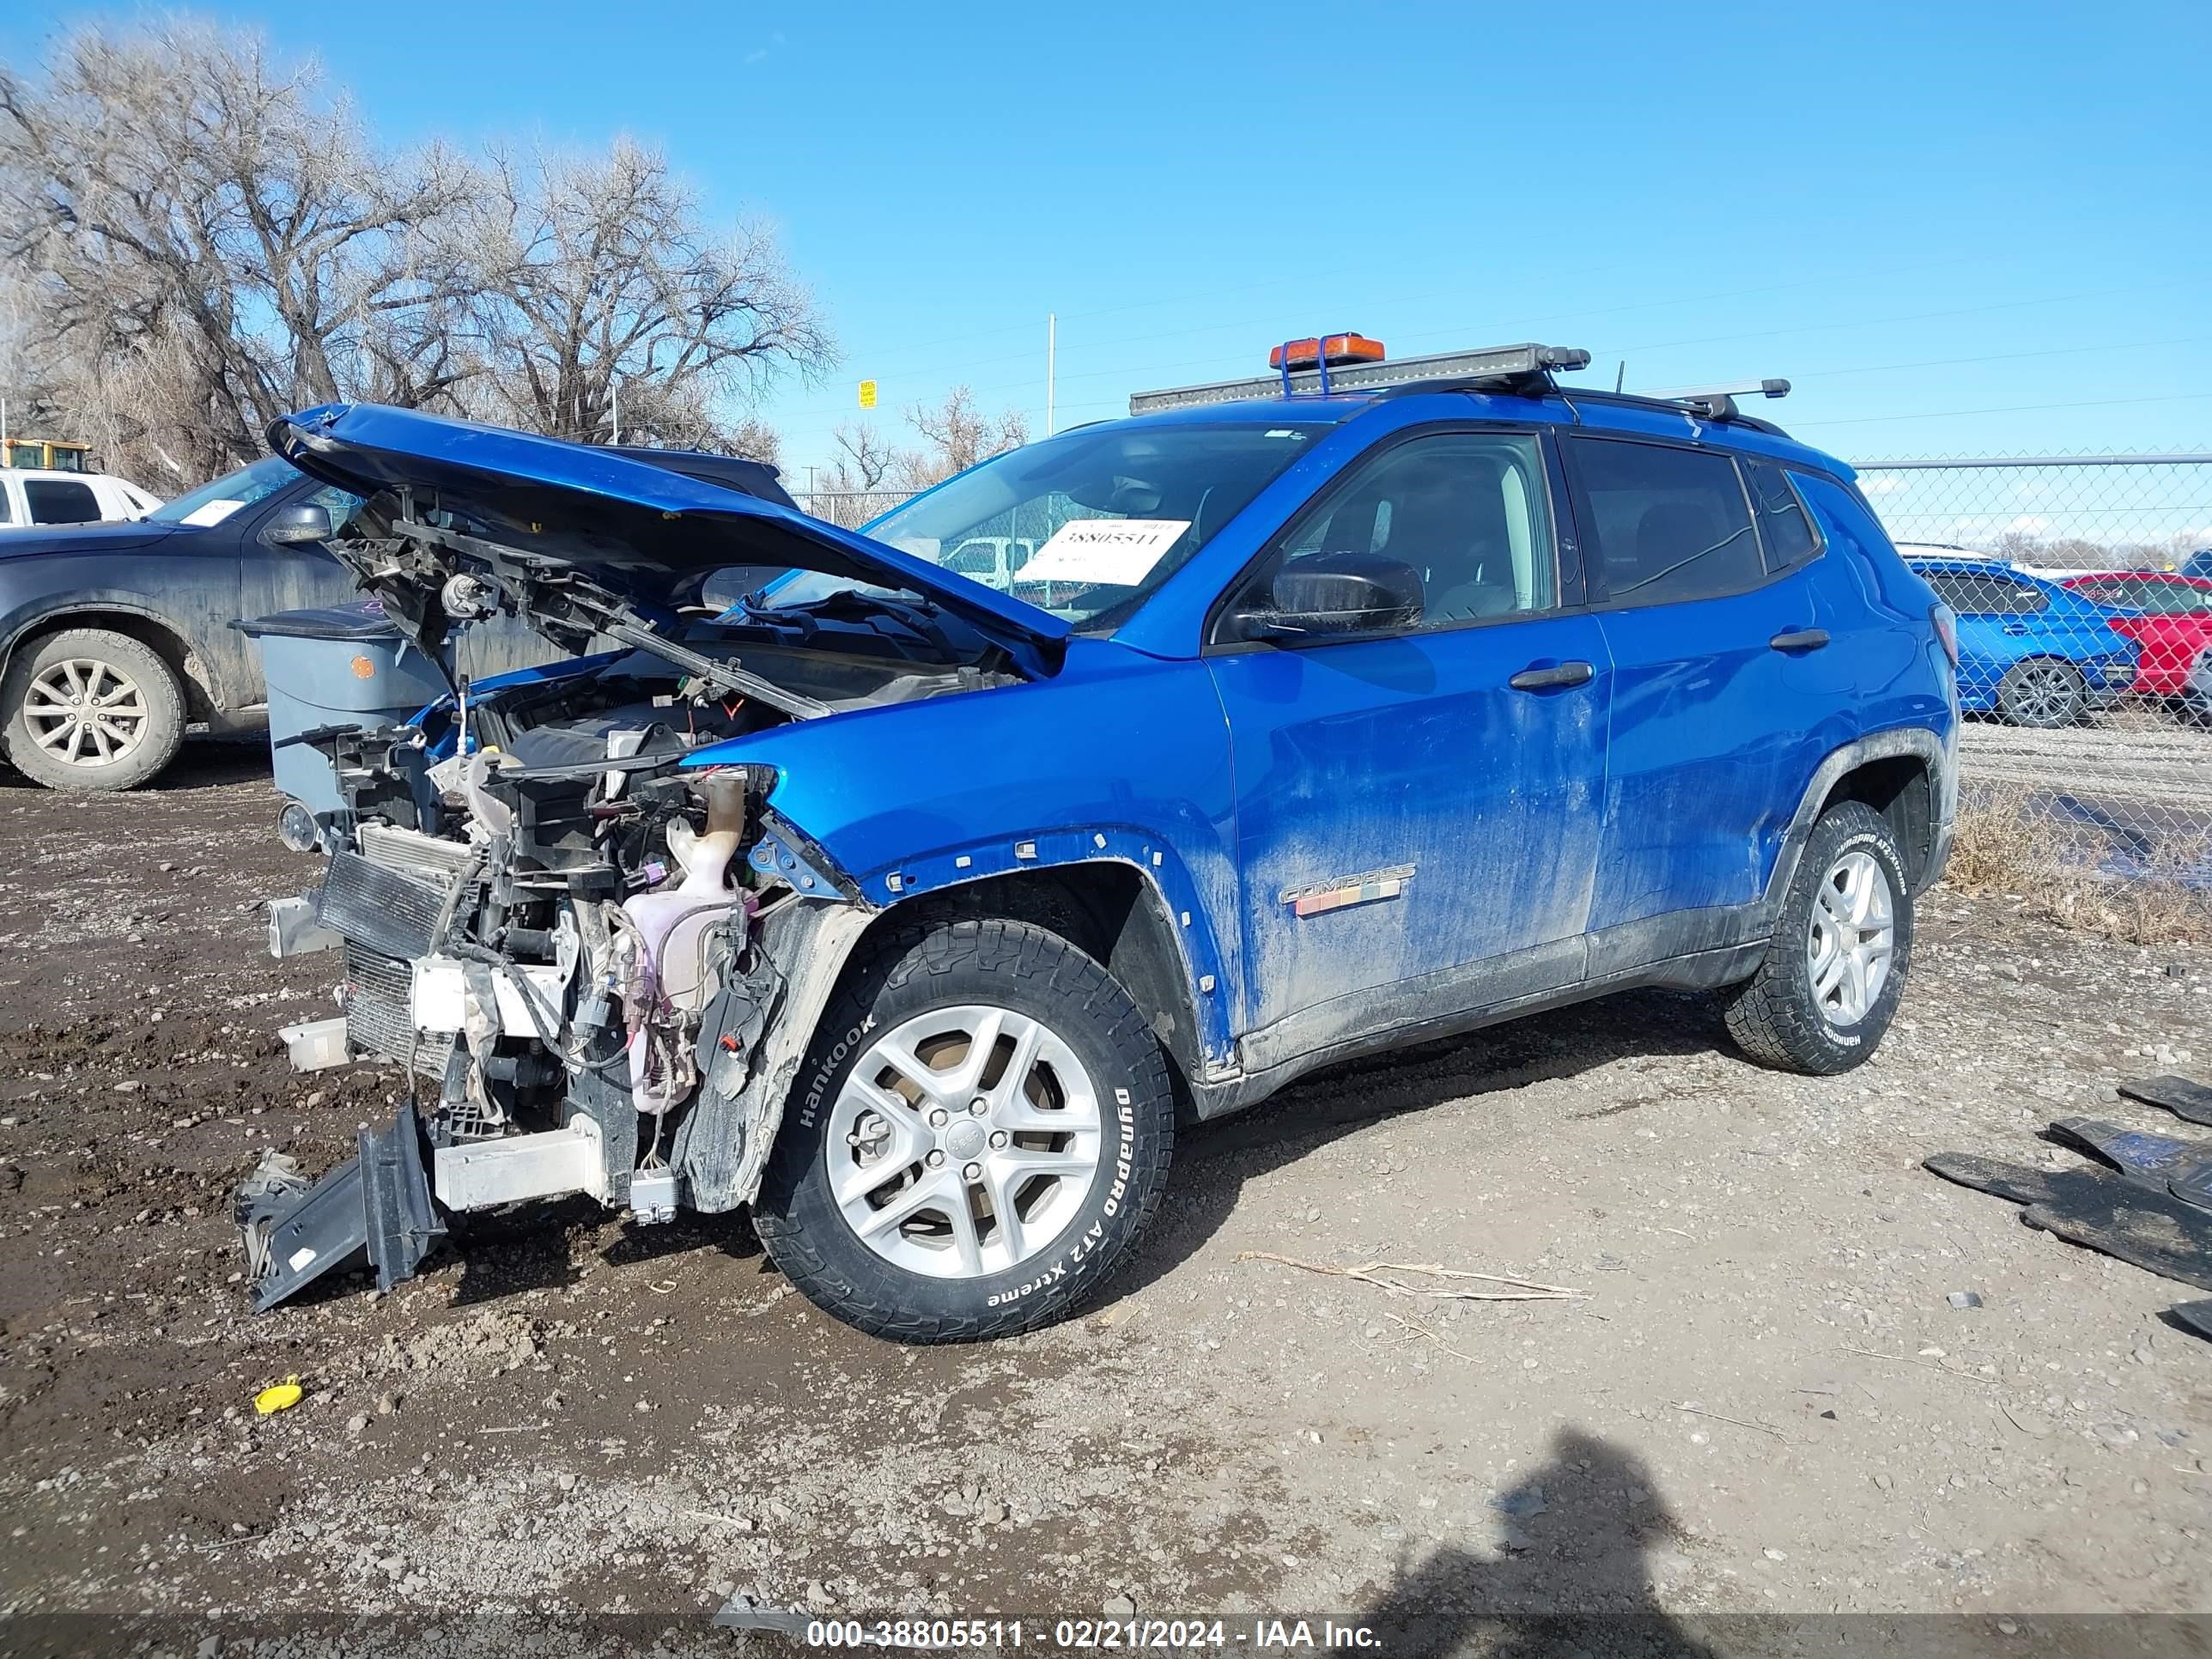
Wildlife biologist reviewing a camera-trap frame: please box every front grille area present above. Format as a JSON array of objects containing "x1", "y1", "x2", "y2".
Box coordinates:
[
  {"x1": 359, "y1": 823, "x2": 478, "y2": 884},
  {"x1": 344, "y1": 941, "x2": 453, "y2": 1079},
  {"x1": 319, "y1": 850, "x2": 452, "y2": 961}
]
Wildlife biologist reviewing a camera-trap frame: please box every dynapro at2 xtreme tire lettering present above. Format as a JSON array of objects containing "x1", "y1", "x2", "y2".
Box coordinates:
[{"x1": 752, "y1": 917, "x2": 1175, "y2": 1343}]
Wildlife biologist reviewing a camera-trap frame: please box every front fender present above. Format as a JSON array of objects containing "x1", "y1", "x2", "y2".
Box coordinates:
[
  {"x1": 0, "y1": 586, "x2": 240, "y2": 710},
  {"x1": 683, "y1": 640, "x2": 1243, "y2": 1066}
]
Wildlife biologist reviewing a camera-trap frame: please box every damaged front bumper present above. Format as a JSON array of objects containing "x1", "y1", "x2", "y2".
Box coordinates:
[{"x1": 246, "y1": 774, "x2": 874, "y2": 1312}]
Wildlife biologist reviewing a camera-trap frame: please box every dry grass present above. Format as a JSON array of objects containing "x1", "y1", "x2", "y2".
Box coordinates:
[{"x1": 1944, "y1": 782, "x2": 2212, "y2": 945}]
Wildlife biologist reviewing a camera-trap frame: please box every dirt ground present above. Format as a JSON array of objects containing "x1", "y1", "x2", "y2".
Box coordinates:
[{"x1": 3, "y1": 742, "x2": 2210, "y2": 1656}]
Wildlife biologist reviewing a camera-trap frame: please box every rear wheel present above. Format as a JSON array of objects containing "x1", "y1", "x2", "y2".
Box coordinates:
[
  {"x1": 1723, "y1": 801, "x2": 1913, "y2": 1076},
  {"x1": 1996, "y1": 659, "x2": 2085, "y2": 728},
  {"x1": 0, "y1": 627, "x2": 186, "y2": 792},
  {"x1": 753, "y1": 917, "x2": 1176, "y2": 1343}
]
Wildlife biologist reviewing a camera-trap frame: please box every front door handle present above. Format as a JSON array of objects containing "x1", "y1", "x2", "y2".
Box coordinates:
[
  {"x1": 1508, "y1": 659, "x2": 1595, "y2": 691},
  {"x1": 1768, "y1": 628, "x2": 1831, "y2": 652}
]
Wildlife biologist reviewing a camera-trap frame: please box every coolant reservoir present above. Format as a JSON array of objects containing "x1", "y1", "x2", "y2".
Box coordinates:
[
  {"x1": 622, "y1": 775, "x2": 750, "y2": 1113},
  {"x1": 623, "y1": 773, "x2": 747, "y2": 1013}
]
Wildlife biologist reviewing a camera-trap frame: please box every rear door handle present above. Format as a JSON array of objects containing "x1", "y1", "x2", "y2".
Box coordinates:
[
  {"x1": 1508, "y1": 659, "x2": 1595, "y2": 691},
  {"x1": 1768, "y1": 628, "x2": 1830, "y2": 652}
]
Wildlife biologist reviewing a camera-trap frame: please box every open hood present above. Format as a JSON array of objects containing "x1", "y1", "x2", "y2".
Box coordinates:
[{"x1": 265, "y1": 403, "x2": 1068, "y2": 675}]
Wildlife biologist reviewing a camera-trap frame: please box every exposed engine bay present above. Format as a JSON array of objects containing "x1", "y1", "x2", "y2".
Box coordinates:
[{"x1": 240, "y1": 507, "x2": 1003, "y2": 1310}]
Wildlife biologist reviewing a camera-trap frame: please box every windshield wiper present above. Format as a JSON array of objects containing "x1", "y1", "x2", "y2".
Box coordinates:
[{"x1": 769, "y1": 587, "x2": 948, "y2": 641}]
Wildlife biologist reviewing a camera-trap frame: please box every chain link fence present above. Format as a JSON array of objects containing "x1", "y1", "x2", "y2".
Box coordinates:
[
  {"x1": 1853, "y1": 453, "x2": 2212, "y2": 933},
  {"x1": 796, "y1": 489, "x2": 916, "y2": 531}
]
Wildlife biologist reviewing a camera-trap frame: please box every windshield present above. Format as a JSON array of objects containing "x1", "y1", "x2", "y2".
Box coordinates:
[
  {"x1": 147, "y1": 456, "x2": 298, "y2": 526},
  {"x1": 767, "y1": 422, "x2": 1320, "y2": 633}
]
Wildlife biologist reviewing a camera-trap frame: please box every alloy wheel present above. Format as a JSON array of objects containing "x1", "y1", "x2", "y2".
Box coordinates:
[
  {"x1": 1806, "y1": 849, "x2": 1896, "y2": 1026},
  {"x1": 826, "y1": 1004, "x2": 1103, "y2": 1279},
  {"x1": 21, "y1": 657, "x2": 151, "y2": 769},
  {"x1": 2008, "y1": 663, "x2": 2079, "y2": 725}
]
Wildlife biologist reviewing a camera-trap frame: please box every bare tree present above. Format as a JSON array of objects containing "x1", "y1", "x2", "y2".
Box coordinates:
[
  {"x1": 825, "y1": 421, "x2": 902, "y2": 490},
  {"x1": 0, "y1": 21, "x2": 478, "y2": 481},
  {"x1": 458, "y1": 140, "x2": 830, "y2": 453},
  {"x1": 896, "y1": 386, "x2": 1028, "y2": 488},
  {"x1": 1, "y1": 21, "x2": 820, "y2": 484}
]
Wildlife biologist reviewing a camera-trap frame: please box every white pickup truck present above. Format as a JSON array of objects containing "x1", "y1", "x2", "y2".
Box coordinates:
[{"x1": 0, "y1": 469, "x2": 163, "y2": 528}]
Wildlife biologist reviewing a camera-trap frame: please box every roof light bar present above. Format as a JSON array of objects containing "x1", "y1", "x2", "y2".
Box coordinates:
[
  {"x1": 1130, "y1": 342, "x2": 1591, "y2": 416},
  {"x1": 1268, "y1": 333, "x2": 1388, "y2": 371}
]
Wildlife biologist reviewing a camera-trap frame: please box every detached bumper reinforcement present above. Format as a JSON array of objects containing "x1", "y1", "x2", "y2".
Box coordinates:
[{"x1": 236, "y1": 1103, "x2": 445, "y2": 1311}]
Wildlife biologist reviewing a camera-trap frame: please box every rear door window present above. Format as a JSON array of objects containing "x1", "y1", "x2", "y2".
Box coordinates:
[
  {"x1": 1996, "y1": 579, "x2": 2051, "y2": 616},
  {"x1": 24, "y1": 478, "x2": 102, "y2": 525},
  {"x1": 1563, "y1": 438, "x2": 1762, "y2": 605}
]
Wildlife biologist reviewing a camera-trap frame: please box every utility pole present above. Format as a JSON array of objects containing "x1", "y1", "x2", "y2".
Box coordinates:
[
  {"x1": 1046, "y1": 313, "x2": 1056, "y2": 437},
  {"x1": 611, "y1": 376, "x2": 621, "y2": 447}
]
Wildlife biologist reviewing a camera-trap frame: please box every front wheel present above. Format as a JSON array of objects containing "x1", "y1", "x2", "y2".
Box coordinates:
[
  {"x1": 1723, "y1": 801, "x2": 1914, "y2": 1075},
  {"x1": 0, "y1": 627, "x2": 187, "y2": 792},
  {"x1": 753, "y1": 917, "x2": 1176, "y2": 1343}
]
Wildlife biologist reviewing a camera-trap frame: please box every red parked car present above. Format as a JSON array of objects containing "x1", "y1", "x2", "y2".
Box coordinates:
[{"x1": 2060, "y1": 571, "x2": 2212, "y2": 702}]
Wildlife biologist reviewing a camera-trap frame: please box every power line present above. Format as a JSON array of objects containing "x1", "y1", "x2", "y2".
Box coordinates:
[
  {"x1": 774, "y1": 250, "x2": 2015, "y2": 421},
  {"x1": 1032, "y1": 278, "x2": 2204, "y2": 422},
  {"x1": 1791, "y1": 392, "x2": 2212, "y2": 428}
]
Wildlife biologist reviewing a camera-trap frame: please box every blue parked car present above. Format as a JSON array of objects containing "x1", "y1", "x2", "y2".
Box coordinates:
[
  {"x1": 241, "y1": 337, "x2": 1959, "y2": 1342},
  {"x1": 1899, "y1": 547, "x2": 2137, "y2": 726}
]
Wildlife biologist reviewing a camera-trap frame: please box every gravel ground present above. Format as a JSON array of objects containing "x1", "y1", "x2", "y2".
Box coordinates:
[
  {"x1": 2, "y1": 744, "x2": 2209, "y2": 1655},
  {"x1": 1960, "y1": 713, "x2": 2212, "y2": 825}
]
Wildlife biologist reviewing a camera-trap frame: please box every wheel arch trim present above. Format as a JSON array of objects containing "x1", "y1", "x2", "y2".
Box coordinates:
[
  {"x1": 1766, "y1": 726, "x2": 1956, "y2": 908},
  {"x1": 1, "y1": 601, "x2": 227, "y2": 716}
]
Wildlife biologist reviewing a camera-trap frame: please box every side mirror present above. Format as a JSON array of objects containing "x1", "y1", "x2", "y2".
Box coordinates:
[
  {"x1": 264, "y1": 503, "x2": 333, "y2": 547},
  {"x1": 1237, "y1": 550, "x2": 1424, "y2": 642}
]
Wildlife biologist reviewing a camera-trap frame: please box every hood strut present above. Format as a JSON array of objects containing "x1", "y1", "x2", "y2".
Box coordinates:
[
  {"x1": 574, "y1": 595, "x2": 832, "y2": 721},
  {"x1": 356, "y1": 519, "x2": 834, "y2": 723}
]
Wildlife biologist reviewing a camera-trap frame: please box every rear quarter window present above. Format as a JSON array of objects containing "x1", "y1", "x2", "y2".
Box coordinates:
[
  {"x1": 1743, "y1": 460, "x2": 1820, "y2": 573},
  {"x1": 1921, "y1": 573, "x2": 1982, "y2": 612}
]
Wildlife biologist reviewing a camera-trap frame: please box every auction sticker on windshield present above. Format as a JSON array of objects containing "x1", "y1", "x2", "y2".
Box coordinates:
[{"x1": 1021, "y1": 519, "x2": 1190, "y2": 587}]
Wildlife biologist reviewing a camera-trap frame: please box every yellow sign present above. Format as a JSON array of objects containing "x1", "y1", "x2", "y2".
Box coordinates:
[{"x1": 857, "y1": 380, "x2": 878, "y2": 410}]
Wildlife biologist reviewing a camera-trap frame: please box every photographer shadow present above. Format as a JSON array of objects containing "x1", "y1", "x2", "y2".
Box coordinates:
[{"x1": 1354, "y1": 1426, "x2": 1715, "y2": 1658}]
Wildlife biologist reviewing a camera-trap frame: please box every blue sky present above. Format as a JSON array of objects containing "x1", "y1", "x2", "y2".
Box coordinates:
[{"x1": 4, "y1": 0, "x2": 2208, "y2": 482}]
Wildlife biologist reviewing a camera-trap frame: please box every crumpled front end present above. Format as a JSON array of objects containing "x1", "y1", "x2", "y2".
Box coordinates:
[{"x1": 244, "y1": 681, "x2": 873, "y2": 1310}]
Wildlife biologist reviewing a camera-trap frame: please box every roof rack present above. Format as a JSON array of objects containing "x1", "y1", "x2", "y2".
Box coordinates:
[
  {"x1": 1635, "y1": 377, "x2": 1791, "y2": 423},
  {"x1": 1127, "y1": 342, "x2": 1592, "y2": 416}
]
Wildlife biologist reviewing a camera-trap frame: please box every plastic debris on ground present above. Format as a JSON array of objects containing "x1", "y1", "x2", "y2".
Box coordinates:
[
  {"x1": 1925, "y1": 1074, "x2": 2212, "y2": 1344},
  {"x1": 253, "y1": 1376, "x2": 304, "y2": 1415}
]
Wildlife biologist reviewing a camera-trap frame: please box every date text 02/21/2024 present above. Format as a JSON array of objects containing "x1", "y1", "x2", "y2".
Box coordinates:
[{"x1": 798, "y1": 1619, "x2": 1383, "y2": 1650}]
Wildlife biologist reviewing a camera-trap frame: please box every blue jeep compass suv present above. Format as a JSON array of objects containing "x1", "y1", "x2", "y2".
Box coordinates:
[{"x1": 242, "y1": 336, "x2": 1959, "y2": 1343}]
